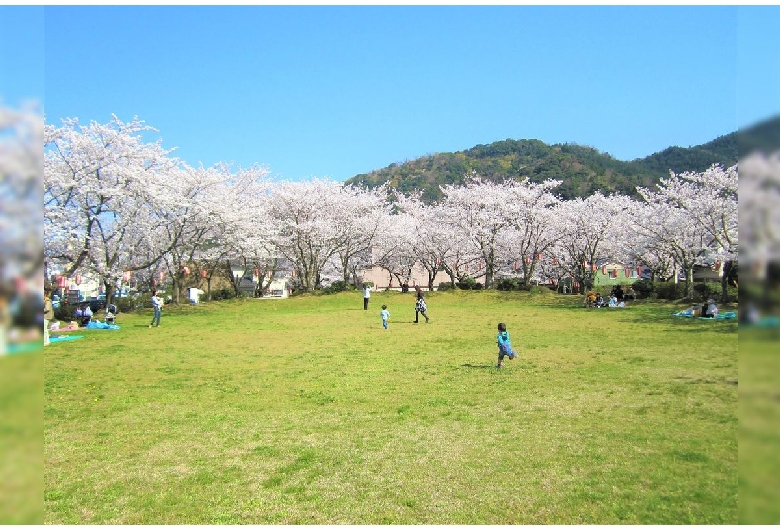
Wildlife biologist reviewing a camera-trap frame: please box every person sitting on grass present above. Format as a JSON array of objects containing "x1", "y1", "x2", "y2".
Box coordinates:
[
  {"x1": 585, "y1": 291, "x2": 597, "y2": 307},
  {"x1": 74, "y1": 303, "x2": 92, "y2": 327},
  {"x1": 702, "y1": 299, "x2": 719, "y2": 318}
]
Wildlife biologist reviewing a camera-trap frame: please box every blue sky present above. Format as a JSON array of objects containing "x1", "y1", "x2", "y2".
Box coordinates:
[{"x1": 4, "y1": 5, "x2": 779, "y2": 181}]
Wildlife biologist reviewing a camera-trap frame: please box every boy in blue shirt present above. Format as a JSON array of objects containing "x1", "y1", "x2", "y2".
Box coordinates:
[
  {"x1": 496, "y1": 322, "x2": 517, "y2": 368},
  {"x1": 380, "y1": 305, "x2": 391, "y2": 330}
]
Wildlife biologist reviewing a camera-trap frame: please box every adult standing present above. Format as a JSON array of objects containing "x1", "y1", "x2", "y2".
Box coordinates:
[
  {"x1": 363, "y1": 283, "x2": 371, "y2": 311},
  {"x1": 43, "y1": 290, "x2": 55, "y2": 346},
  {"x1": 414, "y1": 286, "x2": 430, "y2": 324},
  {"x1": 149, "y1": 290, "x2": 163, "y2": 328}
]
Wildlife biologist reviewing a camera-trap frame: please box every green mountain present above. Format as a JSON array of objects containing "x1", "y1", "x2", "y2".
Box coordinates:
[{"x1": 345, "y1": 120, "x2": 753, "y2": 202}]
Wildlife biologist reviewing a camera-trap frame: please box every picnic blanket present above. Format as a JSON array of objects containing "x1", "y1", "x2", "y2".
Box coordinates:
[
  {"x1": 50, "y1": 335, "x2": 86, "y2": 343},
  {"x1": 51, "y1": 323, "x2": 80, "y2": 332},
  {"x1": 85, "y1": 321, "x2": 120, "y2": 330},
  {"x1": 673, "y1": 310, "x2": 737, "y2": 320},
  {"x1": 5, "y1": 342, "x2": 43, "y2": 355},
  {"x1": 742, "y1": 316, "x2": 780, "y2": 328}
]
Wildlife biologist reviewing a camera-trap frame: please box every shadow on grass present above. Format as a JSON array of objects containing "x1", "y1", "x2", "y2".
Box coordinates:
[{"x1": 461, "y1": 362, "x2": 497, "y2": 370}]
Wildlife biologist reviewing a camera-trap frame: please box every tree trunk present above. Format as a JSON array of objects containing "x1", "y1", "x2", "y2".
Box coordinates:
[
  {"x1": 103, "y1": 280, "x2": 116, "y2": 307},
  {"x1": 720, "y1": 260, "x2": 732, "y2": 303},
  {"x1": 484, "y1": 266, "x2": 494, "y2": 290},
  {"x1": 684, "y1": 266, "x2": 694, "y2": 299}
]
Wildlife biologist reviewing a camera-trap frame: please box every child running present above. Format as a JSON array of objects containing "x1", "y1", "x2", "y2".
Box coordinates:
[
  {"x1": 380, "y1": 304, "x2": 391, "y2": 330},
  {"x1": 496, "y1": 322, "x2": 517, "y2": 368}
]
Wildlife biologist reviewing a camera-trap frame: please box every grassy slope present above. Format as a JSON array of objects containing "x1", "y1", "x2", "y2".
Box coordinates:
[{"x1": 44, "y1": 290, "x2": 737, "y2": 524}]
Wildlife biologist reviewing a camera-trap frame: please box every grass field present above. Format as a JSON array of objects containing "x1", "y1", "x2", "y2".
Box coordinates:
[
  {"x1": 43, "y1": 289, "x2": 738, "y2": 524},
  {"x1": 738, "y1": 328, "x2": 780, "y2": 524}
]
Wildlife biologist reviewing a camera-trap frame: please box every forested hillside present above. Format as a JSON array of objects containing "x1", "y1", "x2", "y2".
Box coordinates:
[{"x1": 346, "y1": 122, "x2": 749, "y2": 202}]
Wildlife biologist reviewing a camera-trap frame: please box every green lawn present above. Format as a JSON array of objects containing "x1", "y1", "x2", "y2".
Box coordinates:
[
  {"x1": 738, "y1": 329, "x2": 780, "y2": 524},
  {"x1": 43, "y1": 289, "x2": 738, "y2": 524}
]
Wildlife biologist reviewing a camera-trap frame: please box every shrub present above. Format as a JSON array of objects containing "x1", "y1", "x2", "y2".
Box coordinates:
[
  {"x1": 726, "y1": 284, "x2": 738, "y2": 303},
  {"x1": 693, "y1": 282, "x2": 721, "y2": 302},
  {"x1": 529, "y1": 285, "x2": 554, "y2": 296},
  {"x1": 654, "y1": 282, "x2": 686, "y2": 301},
  {"x1": 631, "y1": 279, "x2": 655, "y2": 299},
  {"x1": 692, "y1": 283, "x2": 739, "y2": 303},
  {"x1": 436, "y1": 281, "x2": 455, "y2": 292},
  {"x1": 323, "y1": 281, "x2": 350, "y2": 294},
  {"x1": 457, "y1": 278, "x2": 479, "y2": 290},
  {"x1": 211, "y1": 288, "x2": 237, "y2": 301},
  {"x1": 495, "y1": 278, "x2": 520, "y2": 291},
  {"x1": 115, "y1": 294, "x2": 143, "y2": 313},
  {"x1": 54, "y1": 303, "x2": 77, "y2": 323}
]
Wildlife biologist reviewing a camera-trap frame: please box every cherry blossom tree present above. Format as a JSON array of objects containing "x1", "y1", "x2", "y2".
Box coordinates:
[
  {"x1": 740, "y1": 152, "x2": 780, "y2": 268},
  {"x1": 438, "y1": 176, "x2": 520, "y2": 289},
  {"x1": 153, "y1": 163, "x2": 273, "y2": 302},
  {"x1": 267, "y1": 178, "x2": 353, "y2": 291},
  {"x1": 215, "y1": 169, "x2": 280, "y2": 298},
  {"x1": 395, "y1": 194, "x2": 460, "y2": 289},
  {"x1": 622, "y1": 230, "x2": 676, "y2": 283},
  {"x1": 635, "y1": 164, "x2": 738, "y2": 301},
  {"x1": 663, "y1": 164, "x2": 738, "y2": 301},
  {"x1": 739, "y1": 150, "x2": 780, "y2": 310},
  {"x1": 499, "y1": 178, "x2": 562, "y2": 285},
  {"x1": 44, "y1": 115, "x2": 179, "y2": 304},
  {"x1": 42, "y1": 112, "x2": 744, "y2": 307},
  {"x1": 370, "y1": 210, "x2": 419, "y2": 289},
  {"x1": 330, "y1": 183, "x2": 391, "y2": 288},
  {"x1": 1, "y1": 103, "x2": 43, "y2": 283},
  {"x1": 634, "y1": 191, "x2": 712, "y2": 299},
  {"x1": 550, "y1": 192, "x2": 634, "y2": 293}
]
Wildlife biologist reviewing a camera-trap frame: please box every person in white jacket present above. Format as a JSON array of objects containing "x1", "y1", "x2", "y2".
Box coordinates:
[
  {"x1": 149, "y1": 291, "x2": 163, "y2": 328},
  {"x1": 362, "y1": 283, "x2": 371, "y2": 311},
  {"x1": 189, "y1": 287, "x2": 205, "y2": 305}
]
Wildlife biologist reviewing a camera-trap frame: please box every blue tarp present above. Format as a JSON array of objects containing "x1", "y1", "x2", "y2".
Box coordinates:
[
  {"x1": 85, "y1": 321, "x2": 120, "y2": 330},
  {"x1": 50, "y1": 335, "x2": 86, "y2": 342},
  {"x1": 673, "y1": 310, "x2": 737, "y2": 320}
]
